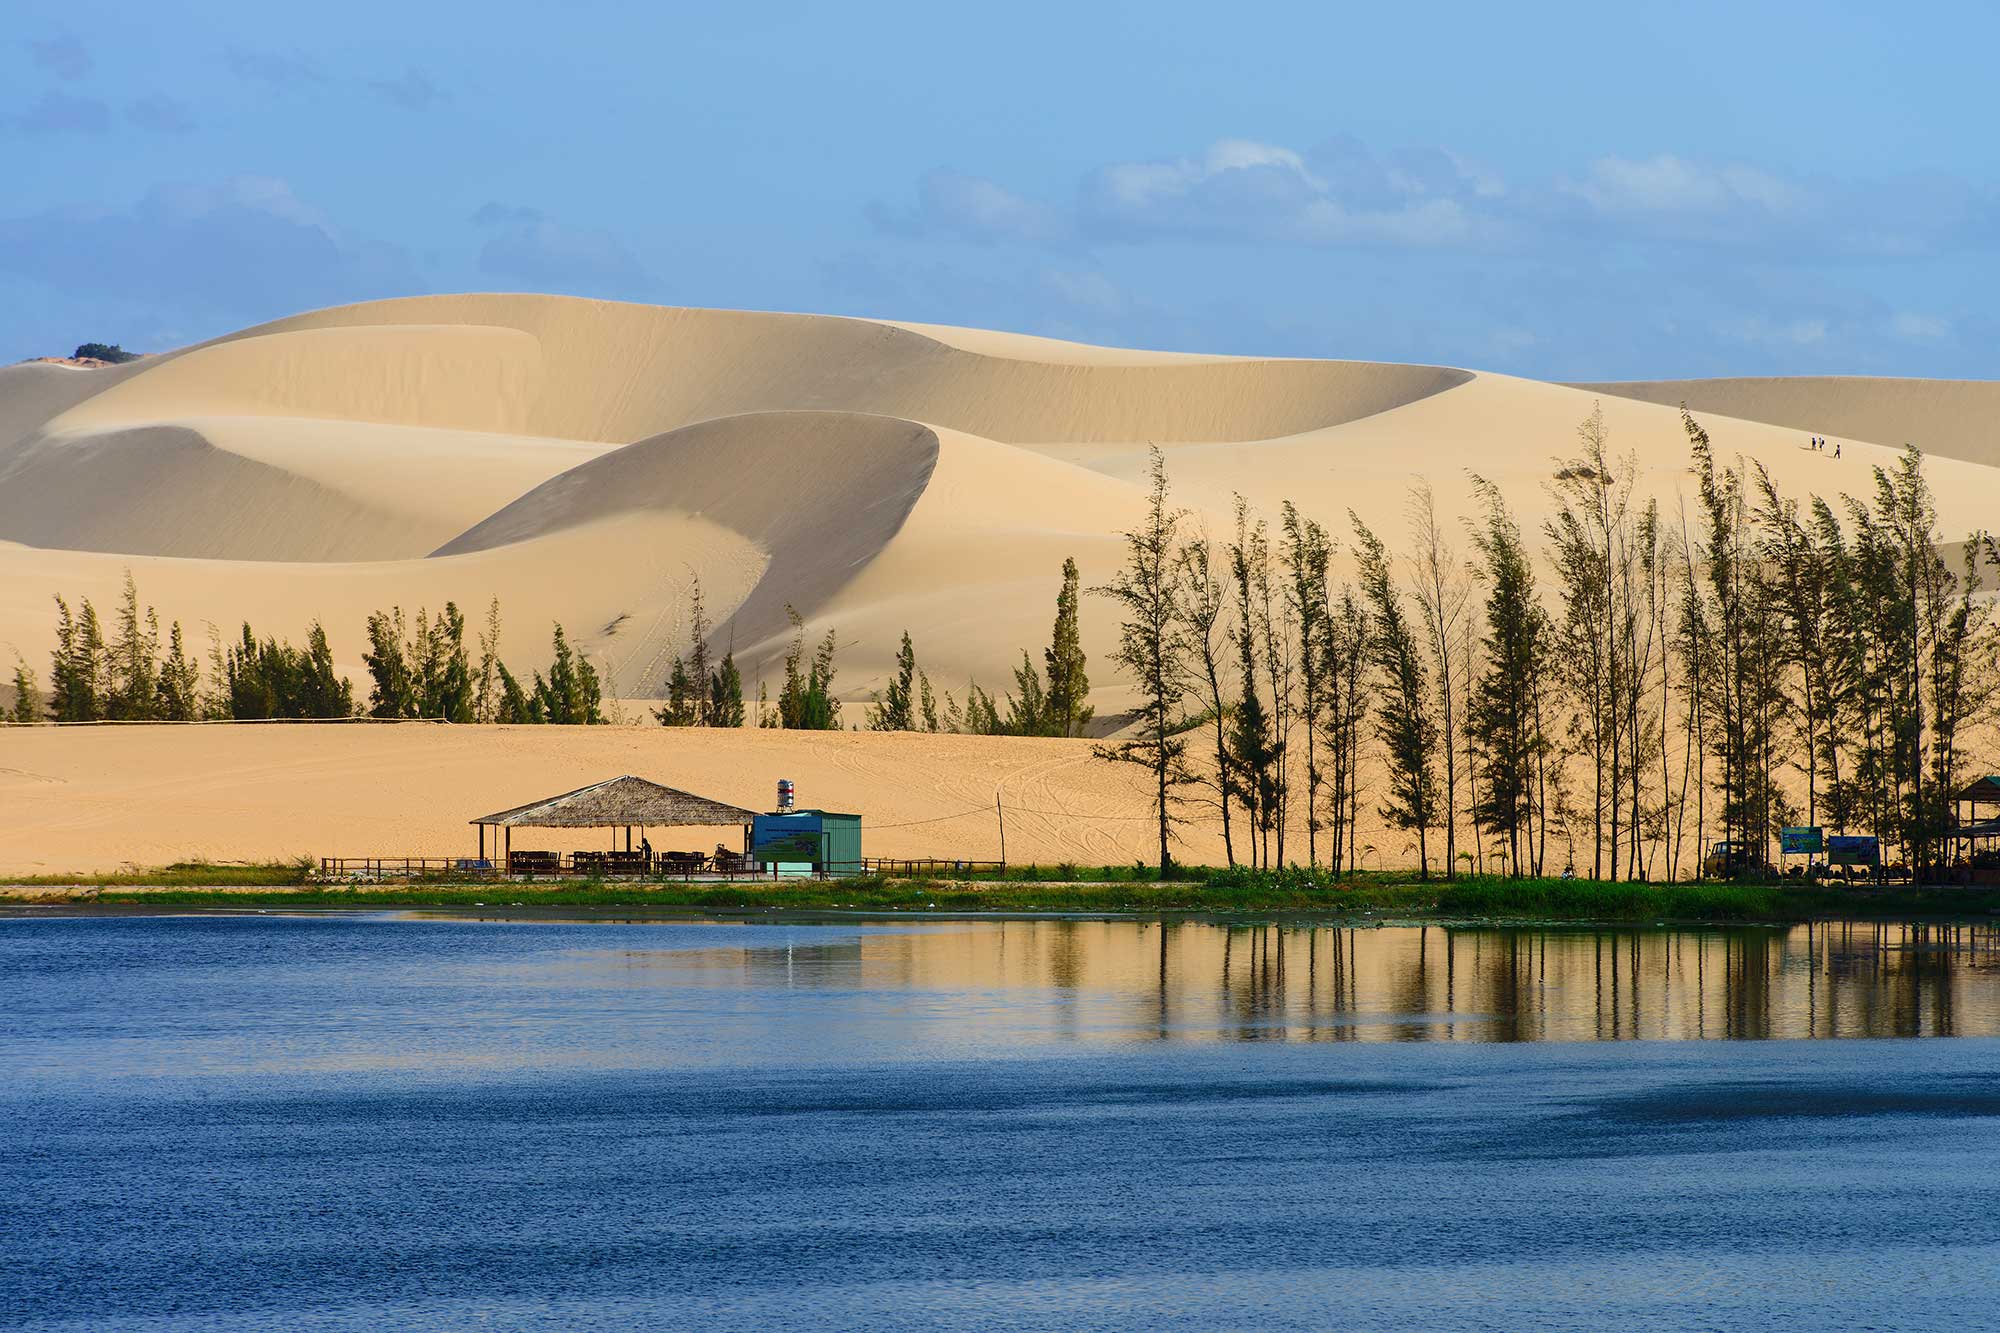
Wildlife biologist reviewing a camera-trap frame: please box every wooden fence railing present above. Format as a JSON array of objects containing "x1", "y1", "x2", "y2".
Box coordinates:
[
  {"x1": 318, "y1": 856, "x2": 1008, "y2": 882},
  {"x1": 854, "y1": 859, "x2": 1009, "y2": 878}
]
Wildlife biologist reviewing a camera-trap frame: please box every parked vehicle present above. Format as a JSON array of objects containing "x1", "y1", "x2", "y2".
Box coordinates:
[{"x1": 1702, "y1": 840, "x2": 1775, "y2": 880}]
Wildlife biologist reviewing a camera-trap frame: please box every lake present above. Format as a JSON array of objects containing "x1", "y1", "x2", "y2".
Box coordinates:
[{"x1": 5, "y1": 913, "x2": 1999, "y2": 1330}]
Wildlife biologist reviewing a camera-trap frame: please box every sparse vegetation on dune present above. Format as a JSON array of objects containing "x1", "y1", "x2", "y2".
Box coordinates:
[{"x1": 71, "y1": 343, "x2": 141, "y2": 365}]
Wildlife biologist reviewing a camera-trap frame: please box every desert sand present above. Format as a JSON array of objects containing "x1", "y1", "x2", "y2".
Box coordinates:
[
  {"x1": 0, "y1": 724, "x2": 1166, "y2": 875},
  {"x1": 5, "y1": 294, "x2": 1999, "y2": 872}
]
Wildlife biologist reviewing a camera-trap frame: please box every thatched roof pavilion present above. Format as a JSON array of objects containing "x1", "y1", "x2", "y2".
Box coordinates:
[
  {"x1": 474, "y1": 775, "x2": 757, "y2": 829},
  {"x1": 470, "y1": 775, "x2": 760, "y2": 867}
]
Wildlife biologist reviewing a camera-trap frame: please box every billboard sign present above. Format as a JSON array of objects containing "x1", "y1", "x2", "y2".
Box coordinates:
[
  {"x1": 1780, "y1": 826, "x2": 1824, "y2": 855},
  {"x1": 751, "y1": 831, "x2": 822, "y2": 864},
  {"x1": 1827, "y1": 835, "x2": 1881, "y2": 866}
]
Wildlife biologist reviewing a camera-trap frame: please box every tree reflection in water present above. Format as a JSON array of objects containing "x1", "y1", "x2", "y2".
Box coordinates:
[{"x1": 714, "y1": 919, "x2": 2000, "y2": 1043}]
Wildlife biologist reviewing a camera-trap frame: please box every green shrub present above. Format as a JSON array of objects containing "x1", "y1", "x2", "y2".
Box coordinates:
[{"x1": 73, "y1": 342, "x2": 140, "y2": 364}]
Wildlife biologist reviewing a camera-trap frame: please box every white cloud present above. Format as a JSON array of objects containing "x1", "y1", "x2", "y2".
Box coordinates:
[
  {"x1": 1442, "y1": 151, "x2": 1506, "y2": 200},
  {"x1": 870, "y1": 139, "x2": 1479, "y2": 251},
  {"x1": 475, "y1": 208, "x2": 655, "y2": 296},
  {"x1": 1719, "y1": 315, "x2": 1828, "y2": 348},
  {"x1": 146, "y1": 176, "x2": 327, "y2": 229},
  {"x1": 1566, "y1": 154, "x2": 1802, "y2": 219},
  {"x1": 0, "y1": 176, "x2": 417, "y2": 317},
  {"x1": 1294, "y1": 196, "x2": 1480, "y2": 247},
  {"x1": 1547, "y1": 154, "x2": 2000, "y2": 257},
  {"x1": 881, "y1": 137, "x2": 2000, "y2": 264},
  {"x1": 1077, "y1": 137, "x2": 1505, "y2": 248},
  {"x1": 870, "y1": 131, "x2": 2000, "y2": 276},
  {"x1": 868, "y1": 169, "x2": 1066, "y2": 245},
  {"x1": 1039, "y1": 267, "x2": 1126, "y2": 317},
  {"x1": 1890, "y1": 311, "x2": 1950, "y2": 340}
]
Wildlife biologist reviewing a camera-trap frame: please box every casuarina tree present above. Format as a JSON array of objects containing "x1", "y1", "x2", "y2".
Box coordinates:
[{"x1": 1093, "y1": 447, "x2": 1195, "y2": 874}]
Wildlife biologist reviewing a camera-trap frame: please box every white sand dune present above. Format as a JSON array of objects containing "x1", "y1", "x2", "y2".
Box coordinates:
[
  {"x1": 0, "y1": 360, "x2": 148, "y2": 453},
  {"x1": 5, "y1": 292, "x2": 1999, "y2": 721},
  {"x1": 439, "y1": 410, "x2": 942, "y2": 674},
  {"x1": 175, "y1": 295, "x2": 1472, "y2": 445},
  {"x1": 0, "y1": 423, "x2": 437, "y2": 561},
  {"x1": 1576, "y1": 376, "x2": 2000, "y2": 469}
]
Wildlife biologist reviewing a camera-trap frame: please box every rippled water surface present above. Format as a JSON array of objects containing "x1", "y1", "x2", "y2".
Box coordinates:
[{"x1": 5, "y1": 913, "x2": 2000, "y2": 1330}]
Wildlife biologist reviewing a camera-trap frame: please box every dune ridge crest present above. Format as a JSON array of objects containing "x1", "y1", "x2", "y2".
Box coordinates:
[
  {"x1": 192, "y1": 295, "x2": 1474, "y2": 445},
  {"x1": 440, "y1": 410, "x2": 942, "y2": 665}
]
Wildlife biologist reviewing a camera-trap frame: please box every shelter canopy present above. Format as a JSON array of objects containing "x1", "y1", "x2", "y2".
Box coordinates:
[
  {"x1": 471, "y1": 776, "x2": 758, "y2": 829},
  {"x1": 1954, "y1": 776, "x2": 2000, "y2": 807}
]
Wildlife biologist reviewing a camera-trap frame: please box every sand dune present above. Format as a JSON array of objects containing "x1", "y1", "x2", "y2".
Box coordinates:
[
  {"x1": 178, "y1": 295, "x2": 1473, "y2": 445},
  {"x1": 50, "y1": 322, "x2": 547, "y2": 437},
  {"x1": 441, "y1": 411, "x2": 941, "y2": 668},
  {"x1": 0, "y1": 424, "x2": 432, "y2": 561},
  {"x1": 0, "y1": 359, "x2": 154, "y2": 450},
  {"x1": 6, "y1": 293, "x2": 2000, "y2": 720},
  {"x1": 809, "y1": 426, "x2": 1148, "y2": 698},
  {"x1": 1148, "y1": 369, "x2": 2000, "y2": 544},
  {"x1": 1575, "y1": 376, "x2": 2000, "y2": 470}
]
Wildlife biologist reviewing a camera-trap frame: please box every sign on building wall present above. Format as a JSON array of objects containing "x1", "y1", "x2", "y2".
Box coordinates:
[{"x1": 1780, "y1": 827, "x2": 1824, "y2": 855}]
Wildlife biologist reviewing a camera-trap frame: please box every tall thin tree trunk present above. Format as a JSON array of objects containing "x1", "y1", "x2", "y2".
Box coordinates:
[{"x1": 1213, "y1": 700, "x2": 1234, "y2": 868}]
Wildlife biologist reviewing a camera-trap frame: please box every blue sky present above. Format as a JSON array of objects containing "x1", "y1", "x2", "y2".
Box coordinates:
[{"x1": 4, "y1": 1, "x2": 1995, "y2": 377}]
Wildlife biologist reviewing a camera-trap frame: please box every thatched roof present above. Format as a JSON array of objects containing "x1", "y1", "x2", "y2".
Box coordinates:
[{"x1": 472, "y1": 776, "x2": 758, "y2": 828}]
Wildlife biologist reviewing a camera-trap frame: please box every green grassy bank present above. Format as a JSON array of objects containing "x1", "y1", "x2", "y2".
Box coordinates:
[{"x1": 6, "y1": 861, "x2": 1995, "y2": 922}]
